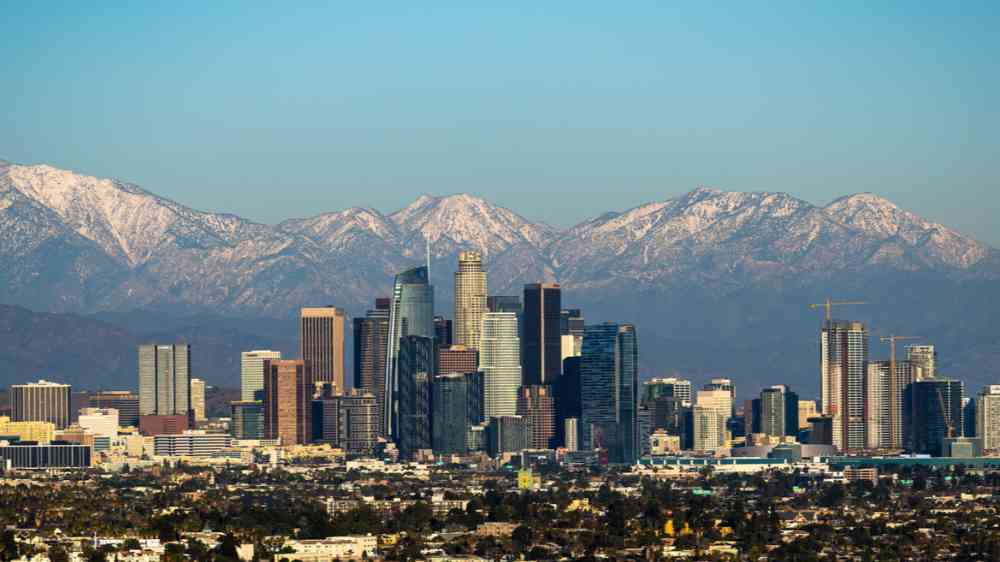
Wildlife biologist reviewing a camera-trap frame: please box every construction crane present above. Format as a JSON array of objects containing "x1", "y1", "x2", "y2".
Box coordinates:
[
  {"x1": 879, "y1": 335, "x2": 922, "y2": 449},
  {"x1": 808, "y1": 298, "x2": 868, "y2": 322},
  {"x1": 936, "y1": 387, "x2": 956, "y2": 440}
]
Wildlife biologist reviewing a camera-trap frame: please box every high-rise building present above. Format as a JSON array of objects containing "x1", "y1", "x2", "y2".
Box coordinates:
[
  {"x1": 434, "y1": 316, "x2": 453, "y2": 348},
  {"x1": 522, "y1": 283, "x2": 562, "y2": 386},
  {"x1": 139, "y1": 344, "x2": 192, "y2": 417},
  {"x1": 437, "y1": 345, "x2": 479, "y2": 376},
  {"x1": 866, "y1": 360, "x2": 917, "y2": 449},
  {"x1": 554, "y1": 356, "x2": 582, "y2": 447},
  {"x1": 397, "y1": 335, "x2": 434, "y2": 457},
  {"x1": 580, "y1": 323, "x2": 639, "y2": 464},
  {"x1": 353, "y1": 299, "x2": 390, "y2": 435},
  {"x1": 564, "y1": 418, "x2": 579, "y2": 452},
  {"x1": 797, "y1": 400, "x2": 818, "y2": 430},
  {"x1": 432, "y1": 372, "x2": 483, "y2": 455},
  {"x1": 906, "y1": 345, "x2": 936, "y2": 380},
  {"x1": 820, "y1": 320, "x2": 869, "y2": 452},
  {"x1": 479, "y1": 312, "x2": 522, "y2": 419},
  {"x1": 516, "y1": 385, "x2": 556, "y2": 450},
  {"x1": 704, "y1": 378, "x2": 735, "y2": 416},
  {"x1": 384, "y1": 266, "x2": 434, "y2": 437},
  {"x1": 696, "y1": 389, "x2": 732, "y2": 427},
  {"x1": 487, "y1": 295, "x2": 522, "y2": 315},
  {"x1": 963, "y1": 397, "x2": 977, "y2": 439},
  {"x1": 312, "y1": 389, "x2": 379, "y2": 454},
  {"x1": 263, "y1": 359, "x2": 313, "y2": 445},
  {"x1": 10, "y1": 380, "x2": 71, "y2": 429},
  {"x1": 300, "y1": 307, "x2": 347, "y2": 393},
  {"x1": 230, "y1": 401, "x2": 264, "y2": 439},
  {"x1": 190, "y1": 378, "x2": 206, "y2": 421},
  {"x1": 977, "y1": 385, "x2": 1000, "y2": 451},
  {"x1": 643, "y1": 378, "x2": 693, "y2": 404},
  {"x1": 77, "y1": 408, "x2": 119, "y2": 439},
  {"x1": 241, "y1": 350, "x2": 281, "y2": 402},
  {"x1": 454, "y1": 250, "x2": 487, "y2": 349},
  {"x1": 560, "y1": 309, "x2": 584, "y2": 366},
  {"x1": 759, "y1": 385, "x2": 799, "y2": 438},
  {"x1": 486, "y1": 415, "x2": 530, "y2": 457},
  {"x1": 691, "y1": 406, "x2": 726, "y2": 452},
  {"x1": 89, "y1": 391, "x2": 140, "y2": 428},
  {"x1": 904, "y1": 378, "x2": 963, "y2": 456}
]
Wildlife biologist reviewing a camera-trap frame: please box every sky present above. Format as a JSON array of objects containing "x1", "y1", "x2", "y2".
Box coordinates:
[{"x1": 2, "y1": 2, "x2": 998, "y2": 243}]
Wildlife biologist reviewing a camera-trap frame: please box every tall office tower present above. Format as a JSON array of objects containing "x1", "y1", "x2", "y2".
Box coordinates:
[
  {"x1": 637, "y1": 405, "x2": 654, "y2": 457},
  {"x1": 486, "y1": 415, "x2": 530, "y2": 457},
  {"x1": 241, "y1": 350, "x2": 281, "y2": 402},
  {"x1": 977, "y1": 386, "x2": 1000, "y2": 451},
  {"x1": 564, "y1": 418, "x2": 579, "y2": 451},
  {"x1": 643, "y1": 378, "x2": 693, "y2": 404},
  {"x1": 691, "y1": 405, "x2": 726, "y2": 452},
  {"x1": 89, "y1": 391, "x2": 140, "y2": 428},
  {"x1": 652, "y1": 396, "x2": 688, "y2": 435},
  {"x1": 139, "y1": 344, "x2": 192, "y2": 417},
  {"x1": 866, "y1": 359, "x2": 917, "y2": 449},
  {"x1": 820, "y1": 320, "x2": 869, "y2": 452},
  {"x1": 560, "y1": 309, "x2": 585, "y2": 365},
  {"x1": 434, "y1": 316, "x2": 453, "y2": 348},
  {"x1": 904, "y1": 378, "x2": 963, "y2": 456},
  {"x1": 487, "y1": 295, "x2": 522, "y2": 314},
  {"x1": 454, "y1": 250, "x2": 487, "y2": 349},
  {"x1": 516, "y1": 385, "x2": 556, "y2": 449},
  {"x1": 704, "y1": 378, "x2": 736, "y2": 416},
  {"x1": 312, "y1": 390, "x2": 379, "y2": 454},
  {"x1": 554, "y1": 356, "x2": 582, "y2": 447},
  {"x1": 963, "y1": 397, "x2": 976, "y2": 438},
  {"x1": 397, "y1": 335, "x2": 434, "y2": 457},
  {"x1": 696, "y1": 389, "x2": 732, "y2": 426},
  {"x1": 300, "y1": 306, "x2": 346, "y2": 393},
  {"x1": 230, "y1": 401, "x2": 264, "y2": 439},
  {"x1": 432, "y1": 372, "x2": 483, "y2": 454},
  {"x1": 437, "y1": 345, "x2": 479, "y2": 377},
  {"x1": 758, "y1": 385, "x2": 799, "y2": 438},
  {"x1": 190, "y1": 378, "x2": 206, "y2": 421},
  {"x1": 11, "y1": 381, "x2": 71, "y2": 429},
  {"x1": 745, "y1": 398, "x2": 762, "y2": 435},
  {"x1": 906, "y1": 345, "x2": 936, "y2": 380},
  {"x1": 384, "y1": 266, "x2": 435, "y2": 437},
  {"x1": 262, "y1": 359, "x2": 313, "y2": 445},
  {"x1": 797, "y1": 400, "x2": 818, "y2": 430},
  {"x1": 353, "y1": 300, "x2": 390, "y2": 435},
  {"x1": 522, "y1": 283, "x2": 562, "y2": 386},
  {"x1": 479, "y1": 312, "x2": 522, "y2": 419},
  {"x1": 580, "y1": 323, "x2": 639, "y2": 464}
]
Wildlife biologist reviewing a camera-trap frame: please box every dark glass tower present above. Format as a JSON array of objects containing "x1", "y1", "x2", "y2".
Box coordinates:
[
  {"x1": 904, "y1": 378, "x2": 963, "y2": 456},
  {"x1": 432, "y1": 371, "x2": 483, "y2": 454},
  {"x1": 522, "y1": 283, "x2": 562, "y2": 386},
  {"x1": 384, "y1": 266, "x2": 434, "y2": 437},
  {"x1": 353, "y1": 298, "x2": 389, "y2": 435},
  {"x1": 579, "y1": 323, "x2": 639, "y2": 464},
  {"x1": 397, "y1": 335, "x2": 434, "y2": 457}
]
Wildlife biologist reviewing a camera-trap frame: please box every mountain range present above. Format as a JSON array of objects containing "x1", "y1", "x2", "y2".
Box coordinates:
[{"x1": 1, "y1": 159, "x2": 998, "y2": 397}]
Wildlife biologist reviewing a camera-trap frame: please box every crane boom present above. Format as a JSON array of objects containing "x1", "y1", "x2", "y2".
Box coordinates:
[{"x1": 809, "y1": 298, "x2": 868, "y2": 322}]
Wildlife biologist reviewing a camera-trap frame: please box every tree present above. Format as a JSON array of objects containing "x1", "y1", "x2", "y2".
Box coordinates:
[{"x1": 512, "y1": 525, "x2": 534, "y2": 550}]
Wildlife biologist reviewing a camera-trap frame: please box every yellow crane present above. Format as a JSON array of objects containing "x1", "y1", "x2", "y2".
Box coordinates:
[
  {"x1": 809, "y1": 298, "x2": 868, "y2": 322},
  {"x1": 879, "y1": 335, "x2": 922, "y2": 449}
]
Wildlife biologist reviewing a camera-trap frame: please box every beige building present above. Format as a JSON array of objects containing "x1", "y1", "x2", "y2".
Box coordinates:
[
  {"x1": 696, "y1": 389, "x2": 732, "y2": 424},
  {"x1": 454, "y1": 251, "x2": 487, "y2": 350},
  {"x1": 191, "y1": 378, "x2": 206, "y2": 421},
  {"x1": 0, "y1": 417, "x2": 55, "y2": 444},
  {"x1": 692, "y1": 406, "x2": 726, "y2": 452},
  {"x1": 797, "y1": 400, "x2": 818, "y2": 429},
  {"x1": 300, "y1": 307, "x2": 346, "y2": 393}
]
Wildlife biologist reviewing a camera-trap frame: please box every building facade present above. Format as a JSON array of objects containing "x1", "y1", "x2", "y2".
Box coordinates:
[
  {"x1": 479, "y1": 312, "x2": 522, "y2": 419},
  {"x1": 904, "y1": 378, "x2": 963, "y2": 456},
  {"x1": 454, "y1": 251, "x2": 487, "y2": 349},
  {"x1": 230, "y1": 401, "x2": 264, "y2": 440},
  {"x1": 89, "y1": 391, "x2": 140, "y2": 428},
  {"x1": 397, "y1": 335, "x2": 434, "y2": 457},
  {"x1": 190, "y1": 378, "x2": 206, "y2": 421},
  {"x1": 516, "y1": 385, "x2": 555, "y2": 450},
  {"x1": 820, "y1": 320, "x2": 869, "y2": 452},
  {"x1": 241, "y1": 350, "x2": 281, "y2": 402},
  {"x1": 139, "y1": 344, "x2": 192, "y2": 417},
  {"x1": 263, "y1": 359, "x2": 313, "y2": 445},
  {"x1": 977, "y1": 385, "x2": 1000, "y2": 452},
  {"x1": 579, "y1": 323, "x2": 639, "y2": 464},
  {"x1": 522, "y1": 283, "x2": 562, "y2": 386},
  {"x1": 10, "y1": 380, "x2": 71, "y2": 429},
  {"x1": 300, "y1": 307, "x2": 346, "y2": 393},
  {"x1": 384, "y1": 266, "x2": 434, "y2": 437},
  {"x1": 432, "y1": 372, "x2": 483, "y2": 454},
  {"x1": 353, "y1": 299, "x2": 390, "y2": 436},
  {"x1": 437, "y1": 345, "x2": 479, "y2": 376}
]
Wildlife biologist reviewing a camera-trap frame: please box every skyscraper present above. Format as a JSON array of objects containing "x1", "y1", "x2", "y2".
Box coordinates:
[
  {"x1": 703, "y1": 378, "x2": 735, "y2": 416},
  {"x1": 433, "y1": 315, "x2": 453, "y2": 348},
  {"x1": 906, "y1": 345, "x2": 936, "y2": 380},
  {"x1": 487, "y1": 295, "x2": 522, "y2": 315},
  {"x1": 353, "y1": 299, "x2": 390, "y2": 435},
  {"x1": 560, "y1": 309, "x2": 584, "y2": 366},
  {"x1": 138, "y1": 344, "x2": 191, "y2": 417},
  {"x1": 454, "y1": 250, "x2": 487, "y2": 349},
  {"x1": 977, "y1": 386, "x2": 1000, "y2": 451},
  {"x1": 479, "y1": 312, "x2": 522, "y2": 419},
  {"x1": 516, "y1": 385, "x2": 556, "y2": 449},
  {"x1": 263, "y1": 359, "x2": 313, "y2": 445},
  {"x1": 866, "y1": 359, "x2": 917, "y2": 449},
  {"x1": 312, "y1": 389, "x2": 379, "y2": 454},
  {"x1": 904, "y1": 378, "x2": 963, "y2": 456},
  {"x1": 190, "y1": 378, "x2": 206, "y2": 421},
  {"x1": 696, "y1": 389, "x2": 732, "y2": 427},
  {"x1": 691, "y1": 406, "x2": 726, "y2": 452},
  {"x1": 643, "y1": 378, "x2": 693, "y2": 404},
  {"x1": 384, "y1": 266, "x2": 434, "y2": 437},
  {"x1": 554, "y1": 356, "x2": 582, "y2": 447},
  {"x1": 437, "y1": 345, "x2": 479, "y2": 377},
  {"x1": 11, "y1": 380, "x2": 71, "y2": 430},
  {"x1": 241, "y1": 350, "x2": 281, "y2": 402},
  {"x1": 522, "y1": 283, "x2": 562, "y2": 386},
  {"x1": 397, "y1": 335, "x2": 434, "y2": 457},
  {"x1": 89, "y1": 391, "x2": 140, "y2": 428},
  {"x1": 432, "y1": 371, "x2": 483, "y2": 455},
  {"x1": 580, "y1": 323, "x2": 639, "y2": 464},
  {"x1": 820, "y1": 320, "x2": 869, "y2": 452},
  {"x1": 300, "y1": 306, "x2": 346, "y2": 393},
  {"x1": 759, "y1": 385, "x2": 799, "y2": 438},
  {"x1": 230, "y1": 401, "x2": 264, "y2": 439}
]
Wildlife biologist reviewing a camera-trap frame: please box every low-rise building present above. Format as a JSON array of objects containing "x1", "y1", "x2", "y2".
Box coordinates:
[{"x1": 274, "y1": 536, "x2": 378, "y2": 561}]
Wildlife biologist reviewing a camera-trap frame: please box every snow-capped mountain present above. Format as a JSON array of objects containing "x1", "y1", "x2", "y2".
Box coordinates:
[{"x1": 0, "y1": 160, "x2": 995, "y2": 317}]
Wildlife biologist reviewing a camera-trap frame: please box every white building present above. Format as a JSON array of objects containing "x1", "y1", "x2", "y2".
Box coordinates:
[
  {"x1": 977, "y1": 385, "x2": 1000, "y2": 451},
  {"x1": 240, "y1": 350, "x2": 282, "y2": 402},
  {"x1": 154, "y1": 430, "x2": 231, "y2": 457},
  {"x1": 906, "y1": 344, "x2": 936, "y2": 380},
  {"x1": 275, "y1": 536, "x2": 378, "y2": 561},
  {"x1": 78, "y1": 408, "x2": 119, "y2": 438},
  {"x1": 692, "y1": 406, "x2": 725, "y2": 452},
  {"x1": 696, "y1": 389, "x2": 732, "y2": 425},
  {"x1": 479, "y1": 312, "x2": 522, "y2": 418}
]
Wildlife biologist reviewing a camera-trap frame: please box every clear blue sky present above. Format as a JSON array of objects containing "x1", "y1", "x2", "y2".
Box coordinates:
[{"x1": 2, "y1": 2, "x2": 998, "y2": 243}]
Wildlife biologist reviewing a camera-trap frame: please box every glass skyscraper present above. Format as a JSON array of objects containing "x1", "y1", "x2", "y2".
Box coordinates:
[
  {"x1": 138, "y1": 344, "x2": 191, "y2": 417},
  {"x1": 479, "y1": 312, "x2": 522, "y2": 419},
  {"x1": 580, "y1": 323, "x2": 638, "y2": 464},
  {"x1": 384, "y1": 266, "x2": 434, "y2": 437}
]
